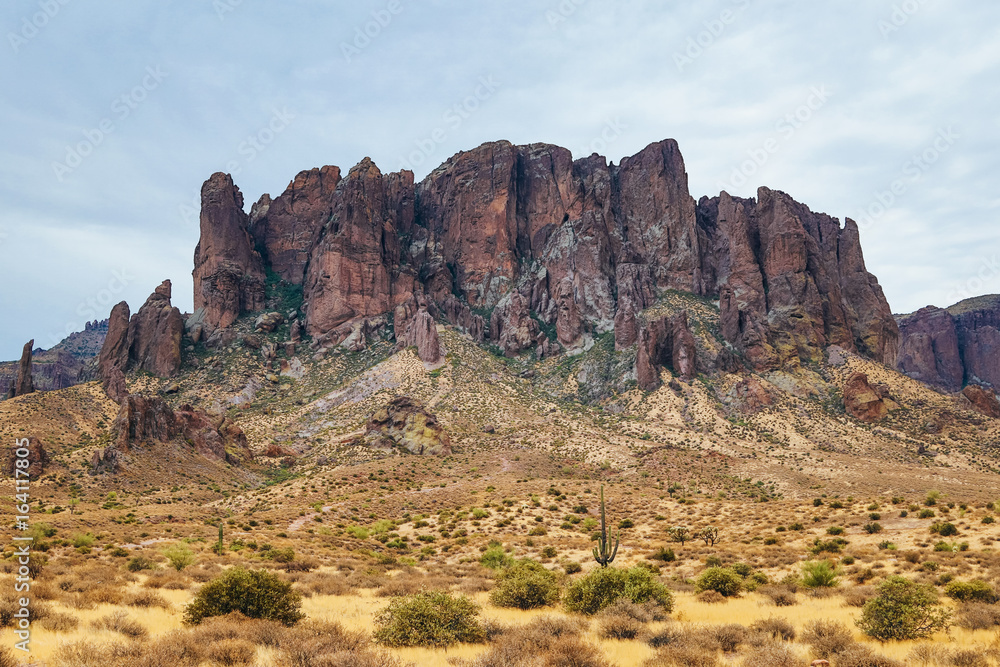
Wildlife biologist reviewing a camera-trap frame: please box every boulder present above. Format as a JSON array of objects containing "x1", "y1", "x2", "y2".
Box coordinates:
[
  {"x1": 844, "y1": 372, "x2": 898, "y2": 423},
  {"x1": 365, "y1": 396, "x2": 451, "y2": 455},
  {"x1": 960, "y1": 385, "x2": 1000, "y2": 419}
]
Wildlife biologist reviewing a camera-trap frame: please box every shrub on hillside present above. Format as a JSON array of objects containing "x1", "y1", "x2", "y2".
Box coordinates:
[
  {"x1": 801, "y1": 561, "x2": 839, "y2": 588},
  {"x1": 695, "y1": 567, "x2": 743, "y2": 598},
  {"x1": 945, "y1": 579, "x2": 998, "y2": 604},
  {"x1": 184, "y1": 568, "x2": 304, "y2": 626},
  {"x1": 162, "y1": 544, "x2": 195, "y2": 571},
  {"x1": 373, "y1": 591, "x2": 484, "y2": 647},
  {"x1": 564, "y1": 566, "x2": 673, "y2": 615},
  {"x1": 490, "y1": 559, "x2": 561, "y2": 610},
  {"x1": 856, "y1": 576, "x2": 951, "y2": 641},
  {"x1": 480, "y1": 543, "x2": 513, "y2": 570}
]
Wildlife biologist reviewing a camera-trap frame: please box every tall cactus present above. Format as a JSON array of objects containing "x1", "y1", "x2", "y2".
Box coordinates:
[
  {"x1": 592, "y1": 486, "x2": 620, "y2": 568},
  {"x1": 217, "y1": 523, "x2": 225, "y2": 554}
]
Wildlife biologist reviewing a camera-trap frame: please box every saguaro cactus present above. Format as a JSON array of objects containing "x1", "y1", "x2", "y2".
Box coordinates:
[
  {"x1": 217, "y1": 523, "x2": 225, "y2": 554},
  {"x1": 592, "y1": 486, "x2": 620, "y2": 568}
]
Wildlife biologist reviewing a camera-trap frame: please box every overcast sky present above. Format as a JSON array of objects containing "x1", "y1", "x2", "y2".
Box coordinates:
[{"x1": 1, "y1": 0, "x2": 998, "y2": 359}]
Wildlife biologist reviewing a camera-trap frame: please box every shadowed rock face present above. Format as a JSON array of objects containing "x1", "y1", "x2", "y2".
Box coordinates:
[
  {"x1": 896, "y1": 295, "x2": 1000, "y2": 393},
  {"x1": 96, "y1": 281, "x2": 184, "y2": 401},
  {"x1": 93, "y1": 394, "x2": 252, "y2": 473},
  {"x1": 193, "y1": 173, "x2": 267, "y2": 330},
  {"x1": 365, "y1": 396, "x2": 451, "y2": 455},
  {"x1": 189, "y1": 138, "x2": 901, "y2": 374},
  {"x1": 5, "y1": 437, "x2": 48, "y2": 477},
  {"x1": 636, "y1": 311, "x2": 698, "y2": 391},
  {"x1": 11, "y1": 341, "x2": 35, "y2": 397}
]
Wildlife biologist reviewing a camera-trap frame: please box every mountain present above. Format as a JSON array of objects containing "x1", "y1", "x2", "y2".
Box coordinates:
[
  {"x1": 190, "y1": 139, "x2": 899, "y2": 376},
  {"x1": 0, "y1": 319, "x2": 108, "y2": 397},
  {"x1": 896, "y1": 294, "x2": 1000, "y2": 393}
]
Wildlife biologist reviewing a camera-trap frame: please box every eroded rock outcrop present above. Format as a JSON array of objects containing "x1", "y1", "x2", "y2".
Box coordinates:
[
  {"x1": 193, "y1": 173, "x2": 267, "y2": 330},
  {"x1": 93, "y1": 394, "x2": 252, "y2": 473},
  {"x1": 97, "y1": 282, "x2": 183, "y2": 401},
  {"x1": 636, "y1": 311, "x2": 697, "y2": 391},
  {"x1": 394, "y1": 296, "x2": 443, "y2": 364},
  {"x1": 5, "y1": 437, "x2": 49, "y2": 477},
  {"x1": 960, "y1": 385, "x2": 1000, "y2": 419},
  {"x1": 364, "y1": 396, "x2": 451, "y2": 455},
  {"x1": 896, "y1": 295, "x2": 1000, "y2": 393},
  {"x1": 11, "y1": 341, "x2": 34, "y2": 398},
  {"x1": 844, "y1": 372, "x2": 899, "y2": 423}
]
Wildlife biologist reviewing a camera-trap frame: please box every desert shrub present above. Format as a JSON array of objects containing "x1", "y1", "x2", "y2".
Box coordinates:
[
  {"x1": 480, "y1": 544, "x2": 513, "y2": 570},
  {"x1": 696, "y1": 590, "x2": 727, "y2": 604},
  {"x1": 373, "y1": 591, "x2": 484, "y2": 647},
  {"x1": 184, "y1": 567, "x2": 304, "y2": 626},
  {"x1": 738, "y1": 643, "x2": 800, "y2": 667},
  {"x1": 280, "y1": 619, "x2": 401, "y2": 667},
  {"x1": 695, "y1": 567, "x2": 742, "y2": 597},
  {"x1": 564, "y1": 566, "x2": 673, "y2": 615},
  {"x1": 649, "y1": 547, "x2": 676, "y2": 562},
  {"x1": 803, "y1": 620, "x2": 855, "y2": 659},
  {"x1": 162, "y1": 544, "x2": 195, "y2": 571},
  {"x1": 91, "y1": 610, "x2": 148, "y2": 638},
  {"x1": 751, "y1": 617, "x2": 796, "y2": 641},
  {"x1": 39, "y1": 611, "x2": 79, "y2": 632},
  {"x1": 930, "y1": 522, "x2": 959, "y2": 537},
  {"x1": 489, "y1": 559, "x2": 560, "y2": 610},
  {"x1": 956, "y1": 603, "x2": 1000, "y2": 630},
  {"x1": 945, "y1": 579, "x2": 998, "y2": 604},
  {"x1": 836, "y1": 644, "x2": 904, "y2": 667},
  {"x1": 711, "y1": 624, "x2": 748, "y2": 652},
  {"x1": 856, "y1": 576, "x2": 951, "y2": 641},
  {"x1": 125, "y1": 555, "x2": 154, "y2": 572},
  {"x1": 843, "y1": 586, "x2": 875, "y2": 608},
  {"x1": 760, "y1": 585, "x2": 797, "y2": 607},
  {"x1": 598, "y1": 608, "x2": 645, "y2": 640},
  {"x1": 863, "y1": 522, "x2": 884, "y2": 534},
  {"x1": 206, "y1": 639, "x2": 255, "y2": 666},
  {"x1": 643, "y1": 646, "x2": 719, "y2": 667},
  {"x1": 470, "y1": 617, "x2": 605, "y2": 667},
  {"x1": 563, "y1": 561, "x2": 582, "y2": 574},
  {"x1": 801, "y1": 560, "x2": 839, "y2": 588},
  {"x1": 124, "y1": 590, "x2": 170, "y2": 609}
]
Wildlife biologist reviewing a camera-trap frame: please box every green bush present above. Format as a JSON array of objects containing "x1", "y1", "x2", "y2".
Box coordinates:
[
  {"x1": 945, "y1": 580, "x2": 998, "y2": 604},
  {"x1": 489, "y1": 559, "x2": 561, "y2": 609},
  {"x1": 373, "y1": 591, "x2": 484, "y2": 647},
  {"x1": 695, "y1": 567, "x2": 743, "y2": 598},
  {"x1": 125, "y1": 556, "x2": 154, "y2": 572},
  {"x1": 184, "y1": 567, "x2": 304, "y2": 626},
  {"x1": 564, "y1": 566, "x2": 673, "y2": 615},
  {"x1": 162, "y1": 544, "x2": 195, "y2": 571},
  {"x1": 480, "y1": 544, "x2": 513, "y2": 570},
  {"x1": 930, "y1": 522, "x2": 958, "y2": 537},
  {"x1": 856, "y1": 576, "x2": 951, "y2": 641},
  {"x1": 863, "y1": 522, "x2": 883, "y2": 534},
  {"x1": 801, "y1": 561, "x2": 840, "y2": 588}
]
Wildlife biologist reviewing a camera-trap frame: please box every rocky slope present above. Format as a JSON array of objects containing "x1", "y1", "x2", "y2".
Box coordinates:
[
  {"x1": 191, "y1": 139, "x2": 899, "y2": 376},
  {"x1": 896, "y1": 294, "x2": 1000, "y2": 393}
]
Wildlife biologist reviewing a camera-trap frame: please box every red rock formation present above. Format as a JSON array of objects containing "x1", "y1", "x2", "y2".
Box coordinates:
[
  {"x1": 250, "y1": 165, "x2": 342, "y2": 284},
  {"x1": 303, "y1": 159, "x2": 414, "y2": 336},
  {"x1": 895, "y1": 306, "x2": 964, "y2": 391},
  {"x1": 5, "y1": 437, "x2": 49, "y2": 477},
  {"x1": 960, "y1": 385, "x2": 1000, "y2": 419},
  {"x1": 844, "y1": 372, "x2": 898, "y2": 422},
  {"x1": 395, "y1": 296, "x2": 443, "y2": 364},
  {"x1": 490, "y1": 291, "x2": 544, "y2": 357},
  {"x1": 636, "y1": 311, "x2": 697, "y2": 391},
  {"x1": 127, "y1": 280, "x2": 183, "y2": 378},
  {"x1": 896, "y1": 295, "x2": 1000, "y2": 393},
  {"x1": 96, "y1": 394, "x2": 251, "y2": 472},
  {"x1": 11, "y1": 341, "x2": 35, "y2": 397},
  {"x1": 193, "y1": 173, "x2": 267, "y2": 330},
  {"x1": 98, "y1": 301, "x2": 130, "y2": 396}
]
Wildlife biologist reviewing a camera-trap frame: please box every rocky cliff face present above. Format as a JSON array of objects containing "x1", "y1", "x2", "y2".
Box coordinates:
[
  {"x1": 193, "y1": 173, "x2": 267, "y2": 330},
  {"x1": 0, "y1": 321, "x2": 108, "y2": 399},
  {"x1": 189, "y1": 138, "x2": 901, "y2": 380},
  {"x1": 896, "y1": 295, "x2": 1000, "y2": 393},
  {"x1": 10, "y1": 341, "x2": 35, "y2": 398},
  {"x1": 97, "y1": 281, "x2": 184, "y2": 400}
]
